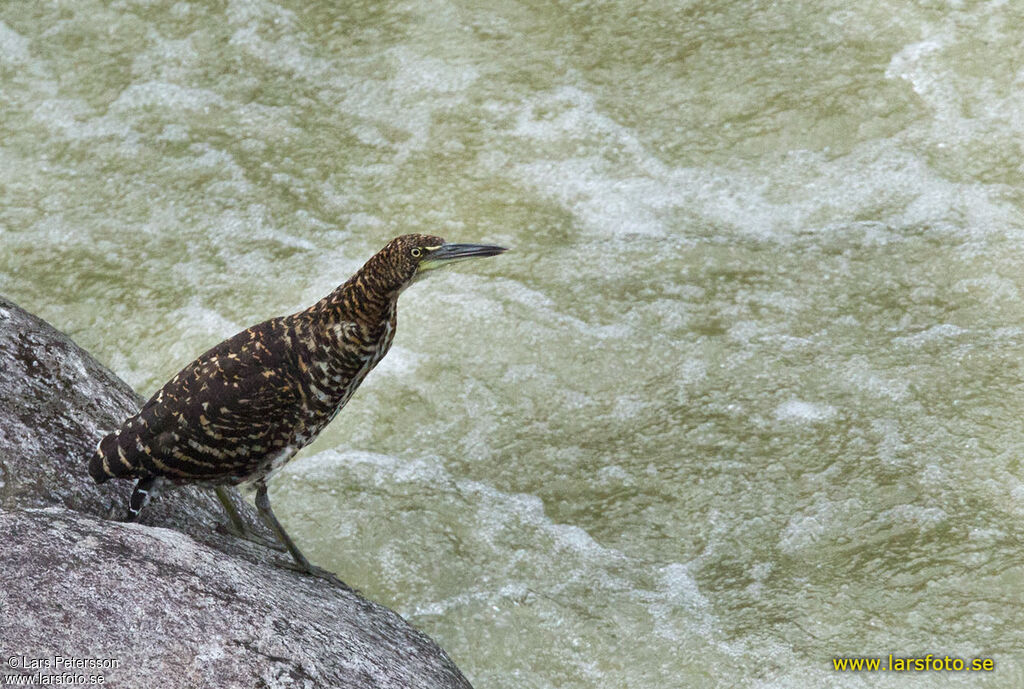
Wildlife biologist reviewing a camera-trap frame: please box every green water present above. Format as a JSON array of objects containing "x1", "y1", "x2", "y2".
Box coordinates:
[{"x1": 3, "y1": 0, "x2": 1024, "y2": 686}]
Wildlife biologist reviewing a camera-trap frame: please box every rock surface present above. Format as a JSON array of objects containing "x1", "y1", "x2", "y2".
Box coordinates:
[{"x1": 0, "y1": 295, "x2": 473, "y2": 689}]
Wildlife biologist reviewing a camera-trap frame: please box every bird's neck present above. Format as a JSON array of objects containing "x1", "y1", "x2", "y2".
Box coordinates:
[
  {"x1": 290, "y1": 273, "x2": 399, "y2": 415},
  {"x1": 307, "y1": 257, "x2": 401, "y2": 337}
]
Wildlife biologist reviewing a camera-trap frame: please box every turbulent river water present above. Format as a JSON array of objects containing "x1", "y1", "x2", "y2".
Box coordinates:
[{"x1": 4, "y1": 1, "x2": 1024, "y2": 687}]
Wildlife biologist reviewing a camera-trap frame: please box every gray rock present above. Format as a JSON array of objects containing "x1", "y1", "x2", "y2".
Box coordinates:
[
  {"x1": 0, "y1": 295, "x2": 240, "y2": 532},
  {"x1": 0, "y1": 296, "x2": 473, "y2": 689}
]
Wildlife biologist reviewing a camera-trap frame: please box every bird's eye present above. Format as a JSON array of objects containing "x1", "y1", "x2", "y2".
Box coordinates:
[{"x1": 411, "y1": 248, "x2": 422, "y2": 258}]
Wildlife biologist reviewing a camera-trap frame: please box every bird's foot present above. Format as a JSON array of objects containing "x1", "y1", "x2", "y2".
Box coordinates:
[
  {"x1": 218, "y1": 522, "x2": 288, "y2": 552},
  {"x1": 276, "y1": 559, "x2": 353, "y2": 588}
]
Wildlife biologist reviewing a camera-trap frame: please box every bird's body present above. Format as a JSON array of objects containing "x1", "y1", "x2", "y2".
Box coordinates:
[
  {"x1": 91, "y1": 284, "x2": 396, "y2": 488},
  {"x1": 89, "y1": 234, "x2": 506, "y2": 572}
]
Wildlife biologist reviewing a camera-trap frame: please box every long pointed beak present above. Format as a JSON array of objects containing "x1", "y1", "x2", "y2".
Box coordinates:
[{"x1": 419, "y1": 242, "x2": 508, "y2": 271}]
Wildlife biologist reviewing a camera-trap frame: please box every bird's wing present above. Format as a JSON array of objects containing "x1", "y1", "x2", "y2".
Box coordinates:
[{"x1": 119, "y1": 320, "x2": 304, "y2": 480}]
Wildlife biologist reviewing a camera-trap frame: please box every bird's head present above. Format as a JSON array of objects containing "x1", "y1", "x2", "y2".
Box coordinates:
[{"x1": 373, "y1": 233, "x2": 508, "y2": 294}]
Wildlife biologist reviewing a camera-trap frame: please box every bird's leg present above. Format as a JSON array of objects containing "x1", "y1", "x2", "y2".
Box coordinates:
[
  {"x1": 254, "y1": 480, "x2": 313, "y2": 574},
  {"x1": 124, "y1": 476, "x2": 162, "y2": 522},
  {"x1": 213, "y1": 485, "x2": 285, "y2": 552},
  {"x1": 214, "y1": 485, "x2": 248, "y2": 533}
]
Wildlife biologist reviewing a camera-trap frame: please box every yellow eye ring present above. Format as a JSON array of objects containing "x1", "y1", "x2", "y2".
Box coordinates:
[{"x1": 411, "y1": 248, "x2": 422, "y2": 258}]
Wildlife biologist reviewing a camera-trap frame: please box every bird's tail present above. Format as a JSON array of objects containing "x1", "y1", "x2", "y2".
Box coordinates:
[{"x1": 88, "y1": 431, "x2": 139, "y2": 483}]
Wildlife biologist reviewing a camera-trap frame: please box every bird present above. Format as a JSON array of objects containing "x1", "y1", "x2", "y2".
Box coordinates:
[{"x1": 89, "y1": 234, "x2": 507, "y2": 574}]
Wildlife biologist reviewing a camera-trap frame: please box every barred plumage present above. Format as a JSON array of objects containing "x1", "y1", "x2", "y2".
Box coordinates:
[{"x1": 89, "y1": 234, "x2": 507, "y2": 573}]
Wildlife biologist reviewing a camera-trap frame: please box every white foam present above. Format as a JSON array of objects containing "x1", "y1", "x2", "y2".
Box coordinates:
[
  {"x1": 870, "y1": 418, "x2": 909, "y2": 466},
  {"x1": 0, "y1": 21, "x2": 29, "y2": 63},
  {"x1": 327, "y1": 48, "x2": 479, "y2": 162},
  {"x1": 778, "y1": 498, "x2": 862, "y2": 554},
  {"x1": 389, "y1": 49, "x2": 480, "y2": 95},
  {"x1": 344, "y1": 212, "x2": 385, "y2": 230},
  {"x1": 284, "y1": 446, "x2": 724, "y2": 664},
  {"x1": 228, "y1": 25, "x2": 331, "y2": 79},
  {"x1": 773, "y1": 399, "x2": 837, "y2": 423},
  {"x1": 291, "y1": 449, "x2": 453, "y2": 489},
  {"x1": 892, "y1": 323, "x2": 967, "y2": 348},
  {"x1": 157, "y1": 123, "x2": 190, "y2": 142},
  {"x1": 287, "y1": 448, "x2": 631, "y2": 571},
  {"x1": 727, "y1": 320, "x2": 762, "y2": 344},
  {"x1": 150, "y1": 302, "x2": 241, "y2": 374},
  {"x1": 464, "y1": 275, "x2": 631, "y2": 340},
  {"x1": 32, "y1": 98, "x2": 136, "y2": 142},
  {"x1": 209, "y1": 206, "x2": 316, "y2": 253},
  {"x1": 110, "y1": 81, "x2": 226, "y2": 114},
  {"x1": 840, "y1": 356, "x2": 911, "y2": 402},
  {"x1": 610, "y1": 396, "x2": 645, "y2": 421},
  {"x1": 225, "y1": 0, "x2": 297, "y2": 29},
  {"x1": 886, "y1": 39, "x2": 946, "y2": 100},
  {"x1": 595, "y1": 464, "x2": 632, "y2": 484},
  {"x1": 648, "y1": 562, "x2": 713, "y2": 638},
  {"x1": 508, "y1": 158, "x2": 678, "y2": 238},
  {"x1": 370, "y1": 345, "x2": 424, "y2": 379},
  {"x1": 491, "y1": 76, "x2": 1024, "y2": 246},
  {"x1": 1010, "y1": 482, "x2": 1024, "y2": 513},
  {"x1": 876, "y1": 504, "x2": 947, "y2": 531},
  {"x1": 130, "y1": 33, "x2": 200, "y2": 81}
]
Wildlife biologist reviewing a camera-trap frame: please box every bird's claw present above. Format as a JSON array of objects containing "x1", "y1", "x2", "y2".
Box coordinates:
[
  {"x1": 218, "y1": 522, "x2": 288, "y2": 552},
  {"x1": 276, "y1": 559, "x2": 352, "y2": 588}
]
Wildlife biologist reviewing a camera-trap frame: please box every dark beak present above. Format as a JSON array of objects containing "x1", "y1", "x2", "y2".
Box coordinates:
[{"x1": 420, "y1": 242, "x2": 508, "y2": 270}]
